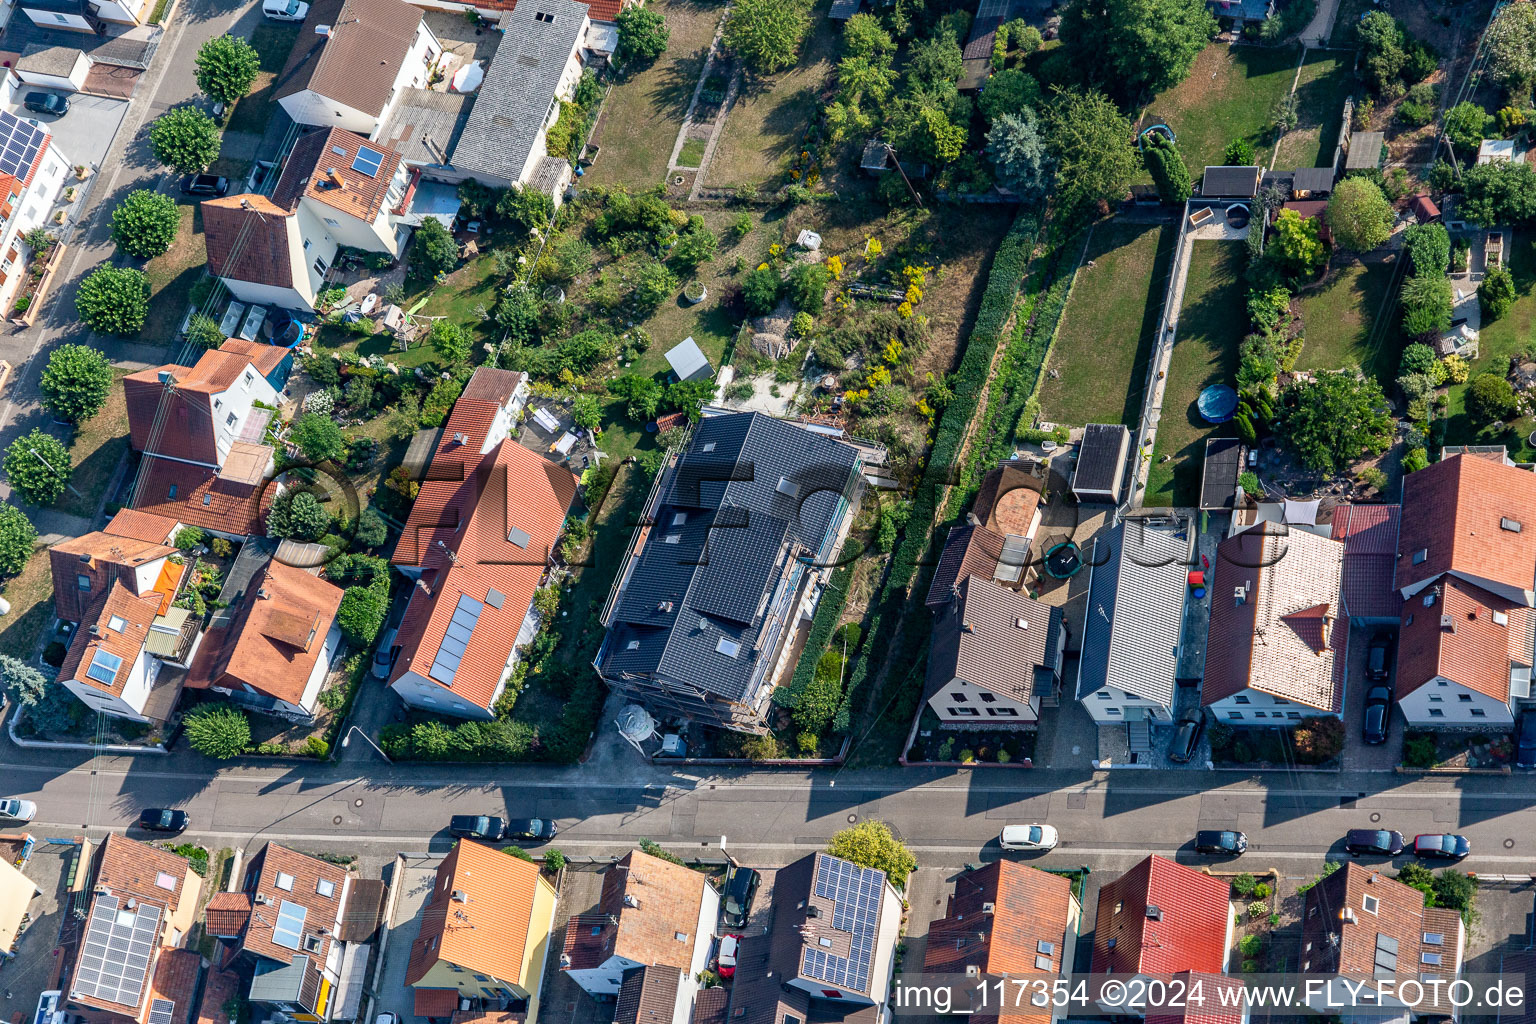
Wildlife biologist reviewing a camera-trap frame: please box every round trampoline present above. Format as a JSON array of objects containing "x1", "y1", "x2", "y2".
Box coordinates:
[
  {"x1": 1137, "y1": 124, "x2": 1176, "y2": 151},
  {"x1": 1043, "y1": 540, "x2": 1084, "y2": 579},
  {"x1": 1198, "y1": 384, "x2": 1239, "y2": 424},
  {"x1": 1226, "y1": 203, "x2": 1250, "y2": 228}
]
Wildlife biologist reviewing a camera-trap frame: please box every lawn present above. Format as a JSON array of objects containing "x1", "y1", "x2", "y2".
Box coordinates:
[
  {"x1": 54, "y1": 369, "x2": 132, "y2": 520},
  {"x1": 706, "y1": 0, "x2": 840, "y2": 189},
  {"x1": 0, "y1": 548, "x2": 52, "y2": 661},
  {"x1": 1293, "y1": 261, "x2": 1399, "y2": 385},
  {"x1": 1146, "y1": 241, "x2": 1246, "y2": 506},
  {"x1": 585, "y1": 0, "x2": 723, "y2": 189},
  {"x1": 142, "y1": 203, "x2": 206, "y2": 346},
  {"x1": 1274, "y1": 51, "x2": 1351, "y2": 169},
  {"x1": 1442, "y1": 230, "x2": 1536, "y2": 458},
  {"x1": 1038, "y1": 221, "x2": 1174, "y2": 428},
  {"x1": 677, "y1": 137, "x2": 706, "y2": 167},
  {"x1": 226, "y1": 22, "x2": 302, "y2": 136},
  {"x1": 1141, "y1": 44, "x2": 1301, "y2": 177}
]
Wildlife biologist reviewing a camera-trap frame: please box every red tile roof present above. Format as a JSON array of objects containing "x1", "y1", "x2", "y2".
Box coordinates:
[
  {"x1": 238, "y1": 844, "x2": 349, "y2": 966},
  {"x1": 59, "y1": 583, "x2": 163, "y2": 696},
  {"x1": 202, "y1": 195, "x2": 298, "y2": 293},
  {"x1": 130, "y1": 457, "x2": 272, "y2": 538},
  {"x1": 1145, "y1": 973, "x2": 1244, "y2": 1024},
  {"x1": 415, "y1": 989, "x2": 460, "y2": 1018},
  {"x1": 1300, "y1": 863, "x2": 1463, "y2": 988},
  {"x1": 205, "y1": 891, "x2": 252, "y2": 938},
  {"x1": 561, "y1": 851, "x2": 707, "y2": 976},
  {"x1": 405, "y1": 840, "x2": 550, "y2": 987},
  {"x1": 49, "y1": 531, "x2": 175, "y2": 623},
  {"x1": 472, "y1": 0, "x2": 625, "y2": 20},
  {"x1": 105, "y1": 509, "x2": 181, "y2": 544},
  {"x1": 1395, "y1": 575, "x2": 1528, "y2": 700},
  {"x1": 1090, "y1": 856, "x2": 1228, "y2": 976},
  {"x1": 1397, "y1": 453, "x2": 1536, "y2": 600},
  {"x1": 148, "y1": 949, "x2": 202, "y2": 1024},
  {"x1": 1331, "y1": 503, "x2": 1402, "y2": 620},
  {"x1": 218, "y1": 339, "x2": 289, "y2": 380},
  {"x1": 274, "y1": 129, "x2": 403, "y2": 224}
]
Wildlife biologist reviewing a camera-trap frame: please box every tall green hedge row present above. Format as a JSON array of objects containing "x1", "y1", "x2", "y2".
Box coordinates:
[{"x1": 775, "y1": 539, "x2": 862, "y2": 712}]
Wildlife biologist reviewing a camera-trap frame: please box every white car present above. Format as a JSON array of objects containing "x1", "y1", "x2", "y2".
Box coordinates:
[
  {"x1": 263, "y1": 0, "x2": 309, "y2": 19},
  {"x1": 0, "y1": 799, "x2": 36, "y2": 823},
  {"x1": 999, "y1": 823, "x2": 1058, "y2": 851}
]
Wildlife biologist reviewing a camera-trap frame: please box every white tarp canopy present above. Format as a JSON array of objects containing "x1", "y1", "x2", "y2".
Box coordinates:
[
  {"x1": 451, "y1": 60, "x2": 484, "y2": 93},
  {"x1": 532, "y1": 406, "x2": 562, "y2": 433},
  {"x1": 1283, "y1": 498, "x2": 1321, "y2": 526}
]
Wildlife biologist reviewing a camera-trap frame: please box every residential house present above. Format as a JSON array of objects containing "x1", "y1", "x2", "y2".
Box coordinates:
[
  {"x1": 275, "y1": 0, "x2": 440, "y2": 139},
  {"x1": 927, "y1": 461, "x2": 1043, "y2": 605},
  {"x1": 1077, "y1": 519, "x2": 1192, "y2": 727},
  {"x1": 924, "y1": 576, "x2": 1066, "y2": 726},
  {"x1": 1299, "y1": 863, "x2": 1464, "y2": 1021},
  {"x1": 18, "y1": 0, "x2": 150, "y2": 30},
  {"x1": 923, "y1": 860, "x2": 1080, "y2": 1024},
  {"x1": 596, "y1": 411, "x2": 864, "y2": 734},
  {"x1": 1205, "y1": 0, "x2": 1272, "y2": 25},
  {"x1": 1202, "y1": 522, "x2": 1348, "y2": 722},
  {"x1": 65, "y1": 834, "x2": 203, "y2": 1024},
  {"x1": 1090, "y1": 855, "x2": 1231, "y2": 993},
  {"x1": 186, "y1": 559, "x2": 345, "y2": 720},
  {"x1": 389, "y1": 368, "x2": 577, "y2": 720},
  {"x1": 208, "y1": 843, "x2": 355, "y2": 1023},
  {"x1": 561, "y1": 849, "x2": 718, "y2": 1024},
  {"x1": 1393, "y1": 451, "x2": 1536, "y2": 727},
  {"x1": 1072, "y1": 424, "x2": 1131, "y2": 504},
  {"x1": 124, "y1": 340, "x2": 282, "y2": 539},
  {"x1": 722, "y1": 852, "x2": 902, "y2": 1024},
  {"x1": 53, "y1": 510, "x2": 198, "y2": 722},
  {"x1": 1330, "y1": 503, "x2": 1402, "y2": 627},
  {"x1": 0, "y1": 108, "x2": 71, "y2": 316},
  {"x1": 271, "y1": 128, "x2": 415, "y2": 257},
  {"x1": 405, "y1": 840, "x2": 559, "y2": 1021},
  {"x1": 0, "y1": 838, "x2": 40, "y2": 955}
]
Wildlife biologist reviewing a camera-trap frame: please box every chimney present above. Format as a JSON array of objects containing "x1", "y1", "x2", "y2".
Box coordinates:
[
  {"x1": 258, "y1": 588, "x2": 271, "y2": 600},
  {"x1": 314, "y1": 23, "x2": 331, "y2": 34},
  {"x1": 78, "y1": 552, "x2": 91, "y2": 563},
  {"x1": 807, "y1": 905, "x2": 822, "y2": 918},
  {"x1": 452, "y1": 432, "x2": 466, "y2": 445},
  {"x1": 981, "y1": 902, "x2": 994, "y2": 914},
  {"x1": 1015, "y1": 618, "x2": 1028, "y2": 630},
  {"x1": 622, "y1": 893, "x2": 639, "y2": 909},
  {"x1": 961, "y1": 621, "x2": 974, "y2": 633},
  {"x1": 1234, "y1": 582, "x2": 1248, "y2": 606},
  {"x1": 158, "y1": 370, "x2": 175, "y2": 385},
  {"x1": 1145, "y1": 905, "x2": 1162, "y2": 921},
  {"x1": 326, "y1": 168, "x2": 346, "y2": 189},
  {"x1": 1440, "y1": 613, "x2": 1454, "y2": 631},
  {"x1": 452, "y1": 890, "x2": 468, "y2": 903},
  {"x1": 88, "y1": 624, "x2": 100, "y2": 635}
]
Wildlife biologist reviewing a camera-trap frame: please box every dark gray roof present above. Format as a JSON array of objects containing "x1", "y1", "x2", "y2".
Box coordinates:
[
  {"x1": 601, "y1": 413, "x2": 862, "y2": 701},
  {"x1": 1292, "y1": 166, "x2": 1336, "y2": 195},
  {"x1": 1200, "y1": 437, "x2": 1244, "y2": 511},
  {"x1": 377, "y1": 88, "x2": 474, "y2": 168},
  {"x1": 1076, "y1": 520, "x2": 1191, "y2": 704},
  {"x1": 455, "y1": 0, "x2": 587, "y2": 182},
  {"x1": 926, "y1": 577, "x2": 1061, "y2": 704},
  {"x1": 18, "y1": 43, "x2": 81, "y2": 76},
  {"x1": 1073, "y1": 423, "x2": 1129, "y2": 499},
  {"x1": 1201, "y1": 165, "x2": 1261, "y2": 198}
]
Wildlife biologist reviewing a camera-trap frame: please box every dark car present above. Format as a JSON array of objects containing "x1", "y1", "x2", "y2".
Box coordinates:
[
  {"x1": 1345, "y1": 829, "x2": 1405, "y2": 857},
  {"x1": 1194, "y1": 830, "x2": 1247, "y2": 856},
  {"x1": 722, "y1": 867, "x2": 760, "y2": 928},
  {"x1": 1366, "y1": 634, "x2": 1393, "y2": 682},
  {"x1": 1413, "y1": 833, "x2": 1470, "y2": 861},
  {"x1": 1517, "y1": 708, "x2": 1536, "y2": 769},
  {"x1": 449, "y1": 814, "x2": 505, "y2": 841},
  {"x1": 1168, "y1": 711, "x2": 1206, "y2": 764},
  {"x1": 1362, "y1": 684, "x2": 1392, "y2": 745},
  {"x1": 179, "y1": 174, "x2": 229, "y2": 197},
  {"x1": 138, "y1": 808, "x2": 189, "y2": 833},
  {"x1": 23, "y1": 92, "x2": 67, "y2": 116},
  {"x1": 504, "y1": 818, "x2": 557, "y2": 842}
]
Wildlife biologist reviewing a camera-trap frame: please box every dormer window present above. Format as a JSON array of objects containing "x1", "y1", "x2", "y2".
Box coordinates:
[{"x1": 1412, "y1": 548, "x2": 1427, "y2": 565}]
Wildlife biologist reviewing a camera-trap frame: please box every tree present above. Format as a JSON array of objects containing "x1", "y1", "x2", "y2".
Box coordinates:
[
  {"x1": 1402, "y1": 222, "x2": 1450, "y2": 276},
  {"x1": 40, "y1": 344, "x2": 112, "y2": 423},
  {"x1": 1143, "y1": 132, "x2": 1190, "y2": 204},
  {"x1": 724, "y1": 0, "x2": 811, "y2": 73},
  {"x1": 194, "y1": 34, "x2": 260, "y2": 105},
  {"x1": 1400, "y1": 343, "x2": 1440, "y2": 377},
  {"x1": 672, "y1": 217, "x2": 718, "y2": 269},
  {"x1": 496, "y1": 186, "x2": 555, "y2": 233},
  {"x1": 1269, "y1": 209, "x2": 1326, "y2": 277},
  {"x1": 1357, "y1": 11, "x2": 1407, "y2": 94},
  {"x1": 149, "y1": 106, "x2": 220, "y2": 173},
  {"x1": 1223, "y1": 138, "x2": 1255, "y2": 165},
  {"x1": 1458, "y1": 161, "x2": 1536, "y2": 225},
  {"x1": 0, "y1": 655, "x2": 47, "y2": 712},
  {"x1": 1057, "y1": 0, "x2": 1215, "y2": 102},
  {"x1": 291, "y1": 413, "x2": 346, "y2": 464},
  {"x1": 843, "y1": 12, "x2": 894, "y2": 59},
  {"x1": 571, "y1": 394, "x2": 602, "y2": 432},
  {"x1": 788, "y1": 262, "x2": 830, "y2": 311},
  {"x1": 907, "y1": 33, "x2": 962, "y2": 86},
  {"x1": 186, "y1": 313, "x2": 224, "y2": 350},
  {"x1": 665, "y1": 379, "x2": 716, "y2": 420},
  {"x1": 616, "y1": 4, "x2": 670, "y2": 64},
  {"x1": 1467, "y1": 372, "x2": 1519, "y2": 423},
  {"x1": 109, "y1": 190, "x2": 179, "y2": 260},
  {"x1": 354, "y1": 507, "x2": 388, "y2": 549},
  {"x1": 611, "y1": 374, "x2": 664, "y2": 421},
  {"x1": 183, "y1": 705, "x2": 250, "y2": 759},
  {"x1": 1444, "y1": 101, "x2": 1491, "y2": 156},
  {"x1": 496, "y1": 287, "x2": 539, "y2": 344},
  {"x1": 1325, "y1": 177, "x2": 1394, "y2": 252},
  {"x1": 977, "y1": 68, "x2": 1041, "y2": 125},
  {"x1": 0, "y1": 505, "x2": 35, "y2": 577},
  {"x1": 1489, "y1": 0, "x2": 1536, "y2": 96},
  {"x1": 742, "y1": 266, "x2": 780, "y2": 315},
  {"x1": 76, "y1": 266, "x2": 149, "y2": 335},
  {"x1": 1480, "y1": 264, "x2": 1517, "y2": 321},
  {"x1": 1278, "y1": 371, "x2": 1393, "y2": 474},
  {"x1": 266, "y1": 489, "x2": 330, "y2": 541},
  {"x1": 986, "y1": 110, "x2": 1051, "y2": 201},
  {"x1": 826, "y1": 820, "x2": 916, "y2": 889},
  {"x1": 412, "y1": 219, "x2": 459, "y2": 276},
  {"x1": 1400, "y1": 272, "x2": 1453, "y2": 338},
  {"x1": 429, "y1": 319, "x2": 473, "y2": 363},
  {"x1": 1041, "y1": 89, "x2": 1137, "y2": 220},
  {"x1": 4, "y1": 429, "x2": 71, "y2": 505},
  {"x1": 1430, "y1": 871, "x2": 1477, "y2": 918},
  {"x1": 337, "y1": 586, "x2": 386, "y2": 648}
]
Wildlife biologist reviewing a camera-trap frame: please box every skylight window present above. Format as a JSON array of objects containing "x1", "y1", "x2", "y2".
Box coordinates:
[
  {"x1": 1412, "y1": 548, "x2": 1427, "y2": 565},
  {"x1": 716, "y1": 637, "x2": 741, "y2": 657},
  {"x1": 1503, "y1": 517, "x2": 1522, "y2": 533},
  {"x1": 316, "y1": 878, "x2": 335, "y2": 898},
  {"x1": 275, "y1": 872, "x2": 295, "y2": 892},
  {"x1": 155, "y1": 872, "x2": 177, "y2": 891},
  {"x1": 108, "y1": 615, "x2": 126, "y2": 632},
  {"x1": 507, "y1": 526, "x2": 531, "y2": 549}
]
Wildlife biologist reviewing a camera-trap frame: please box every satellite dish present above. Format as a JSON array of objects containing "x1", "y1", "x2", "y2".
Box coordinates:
[{"x1": 617, "y1": 704, "x2": 656, "y2": 752}]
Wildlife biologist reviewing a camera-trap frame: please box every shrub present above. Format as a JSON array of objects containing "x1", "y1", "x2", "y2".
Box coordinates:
[
  {"x1": 1223, "y1": 138, "x2": 1255, "y2": 165},
  {"x1": 826, "y1": 820, "x2": 916, "y2": 889},
  {"x1": 1232, "y1": 872, "x2": 1257, "y2": 896},
  {"x1": 412, "y1": 218, "x2": 459, "y2": 276},
  {"x1": 1403, "y1": 732, "x2": 1438, "y2": 768},
  {"x1": 303, "y1": 736, "x2": 330, "y2": 759},
  {"x1": 543, "y1": 849, "x2": 567, "y2": 872},
  {"x1": 741, "y1": 266, "x2": 780, "y2": 315},
  {"x1": 174, "y1": 526, "x2": 204, "y2": 550},
  {"x1": 1292, "y1": 716, "x2": 1345, "y2": 763},
  {"x1": 183, "y1": 705, "x2": 250, "y2": 759},
  {"x1": 788, "y1": 263, "x2": 830, "y2": 311},
  {"x1": 290, "y1": 413, "x2": 346, "y2": 464},
  {"x1": 337, "y1": 586, "x2": 386, "y2": 647},
  {"x1": 429, "y1": 319, "x2": 473, "y2": 363},
  {"x1": 639, "y1": 838, "x2": 686, "y2": 865},
  {"x1": 1238, "y1": 934, "x2": 1264, "y2": 957},
  {"x1": 1253, "y1": 883, "x2": 1272, "y2": 899},
  {"x1": 1479, "y1": 264, "x2": 1516, "y2": 320},
  {"x1": 110, "y1": 190, "x2": 180, "y2": 259},
  {"x1": 1246, "y1": 900, "x2": 1269, "y2": 917},
  {"x1": 616, "y1": 4, "x2": 669, "y2": 64},
  {"x1": 266, "y1": 489, "x2": 330, "y2": 541},
  {"x1": 1467, "y1": 372, "x2": 1519, "y2": 423}
]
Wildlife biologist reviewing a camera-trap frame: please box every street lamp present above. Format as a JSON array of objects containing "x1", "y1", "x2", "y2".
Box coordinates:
[{"x1": 340, "y1": 726, "x2": 392, "y2": 763}]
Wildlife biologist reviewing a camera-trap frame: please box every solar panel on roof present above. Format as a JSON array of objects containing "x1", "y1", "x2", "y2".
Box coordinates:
[
  {"x1": 272, "y1": 900, "x2": 307, "y2": 951},
  {"x1": 352, "y1": 145, "x2": 385, "y2": 178},
  {"x1": 86, "y1": 649, "x2": 123, "y2": 685},
  {"x1": 429, "y1": 595, "x2": 484, "y2": 686},
  {"x1": 148, "y1": 999, "x2": 175, "y2": 1024},
  {"x1": 72, "y1": 896, "x2": 162, "y2": 1008},
  {"x1": 806, "y1": 856, "x2": 881, "y2": 991},
  {"x1": 0, "y1": 112, "x2": 44, "y2": 181}
]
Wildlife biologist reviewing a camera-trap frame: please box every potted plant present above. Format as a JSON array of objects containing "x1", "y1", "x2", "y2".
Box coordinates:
[{"x1": 683, "y1": 280, "x2": 707, "y2": 304}]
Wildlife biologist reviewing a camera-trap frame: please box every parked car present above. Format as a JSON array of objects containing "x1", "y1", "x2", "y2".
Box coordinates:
[
  {"x1": 448, "y1": 814, "x2": 505, "y2": 841},
  {"x1": 717, "y1": 934, "x2": 742, "y2": 978},
  {"x1": 1517, "y1": 708, "x2": 1536, "y2": 769},
  {"x1": 1345, "y1": 829, "x2": 1405, "y2": 857},
  {"x1": 1194, "y1": 830, "x2": 1247, "y2": 856},
  {"x1": 1366, "y1": 634, "x2": 1393, "y2": 682},
  {"x1": 263, "y1": 0, "x2": 309, "y2": 19},
  {"x1": 722, "y1": 867, "x2": 760, "y2": 928},
  {"x1": 371, "y1": 625, "x2": 399, "y2": 680},
  {"x1": 1362, "y1": 685, "x2": 1392, "y2": 745},
  {"x1": 179, "y1": 174, "x2": 229, "y2": 198},
  {"x1": 1168, "y1": 711, "x2": 1206, "y2": 764},
  {"x1": 1413, "y1": 833, "x2": 1470, "y2": 861},
  {"x1": 138, "y1": 808, "x2": 189, "y2": 833},
  {"x1": 504, "y1": 818, "x2": 557, "y2": 841},
  {"x1": 999, "y1": 824, "x2": 1058, "y2": 851},
  {"x1": 22, "y1": 92, "x2": 67, "y2": 116},
  {"x1": 0, "y1": 799, "x2": 35, "y2": 823}
]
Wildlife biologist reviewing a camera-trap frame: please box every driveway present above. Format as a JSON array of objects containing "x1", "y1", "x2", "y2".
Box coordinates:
[{"x1": 4, "y1": 94, "x2": 129, "y2": 176}]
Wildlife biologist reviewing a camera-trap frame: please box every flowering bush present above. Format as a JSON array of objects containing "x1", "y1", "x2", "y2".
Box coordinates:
[{"x1": 826, "y1": 254, "x2": 844, "y2": 279}]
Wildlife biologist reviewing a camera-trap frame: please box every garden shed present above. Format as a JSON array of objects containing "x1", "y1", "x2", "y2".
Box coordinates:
[
  {"x1": 1345, "y1": 132, "x2": 1384, "y2": 172},
  {"x1": 665, "y1": 337, "x2": 713, "y2": 382},
  {"x1": 1071, "y1": 424, "x2": 1131, "y2": 504}
]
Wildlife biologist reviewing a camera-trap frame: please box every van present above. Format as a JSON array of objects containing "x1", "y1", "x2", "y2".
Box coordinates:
[
  {"x1": 263, "y1": 0, "x2": 309, "y2": 20},
  {"x1": 722, "y1": 867, "x2": 759, "y2": 928}
]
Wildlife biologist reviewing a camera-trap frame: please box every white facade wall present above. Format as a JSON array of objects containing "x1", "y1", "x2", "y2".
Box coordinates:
[
  {"x1": 1208, "y1": 687, "x2": 1337, "y2": 722},
  {"x1": 21, "y1": 8, "x2": 92, "y2": 31},
  {"x1": 674, "y1": 883, "x2": 720, "y2": 1024},
  {"x1": 375, "y1": 22, "x2": 442, "y2": 137},
  {"x1": 514, "y1": 37, "x2": 587, "y2": 184},
  {"x1": 211, "y1": 367, "x2": 280, "y2": 464},
  {"x1": 16, "y1": 57, "x2": 87, "y2": 93},
  {"x1": 93, "y1": 0, "x2": 145, "y2": 24},
  {"x1": 390, "y1": 669, "x2": 494, "y2": 720},
  {"x1": 279, "y1": 91, "x2": 377, "y2": 136},
  {"x1": 926, "y1": 678, "x2": 1037, "y2": 723},
  {"x1": 1081, "y1": 684, "x2": 1172, "y2": 724},
  {"x1": 0, "y1": 141, "x2": 70, "y2": 314},
  {"x1": 65, "y1": 648, "x2": 154, "y2": 720},
  {"x1": 218, "y1": 277, "x2": 312, "y2": 313},
  {"x1": 1399, "y1": 677, "x2": 1514, "y2": 727}
]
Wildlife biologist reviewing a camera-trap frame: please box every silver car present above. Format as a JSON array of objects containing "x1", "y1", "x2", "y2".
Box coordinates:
[{"x1": 0, "y1": 799, "x2": 37, "y2": 823}]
